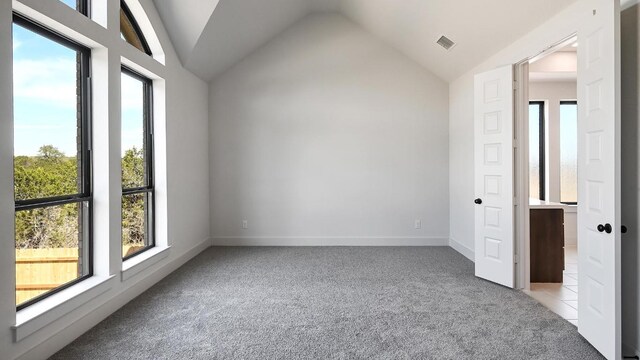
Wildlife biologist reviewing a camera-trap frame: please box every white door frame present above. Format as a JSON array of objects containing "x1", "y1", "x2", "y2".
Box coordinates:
[
  {"x1": 513, "y1": 58, "x2": 529, "y2": 290},
  {"x1": 513, "y1": 35, "x2": 578, "y2": 291}
]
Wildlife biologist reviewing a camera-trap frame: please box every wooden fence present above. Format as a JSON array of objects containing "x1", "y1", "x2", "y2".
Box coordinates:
[
  {"x1": 16, "y1": 248, "x2": 80, "y2": 305},
  {"x1": 16, "y1": 245, "x2": 141, "y2": 305}
]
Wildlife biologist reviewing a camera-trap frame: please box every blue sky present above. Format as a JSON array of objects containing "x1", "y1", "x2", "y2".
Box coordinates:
[
  {"x1": 13, "y1": 15, "x2": 143, "y2": 157},
  {"x1": 60, "y1": 0, "x2": 76, "y2": 8}
]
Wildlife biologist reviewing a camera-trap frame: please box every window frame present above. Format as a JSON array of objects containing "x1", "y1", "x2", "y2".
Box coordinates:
[
  {"x1": 59, "y1": 0, "x2": 90, "y2": 16},
  {"x1": 559, "y1": 100, "x2": 578, "y2": 205},
  {"x1": 529, "y1": 100, "x2": 546, "y2": 201},
  {"x1": 13, "y1": 13, "x2": 94, "y2": 311},
  {"x1": 75, "y1": 0, "x2": 90, "y2": 17},
  {"x1": 78, "y1": 0, "x2": 89, "y2": 16},
  {"x1": 121, "y1": 66, "x2": 155, "y2": 261},
  {"x1": 120, "y1": 0, "x2": 152, "y2": 56}
]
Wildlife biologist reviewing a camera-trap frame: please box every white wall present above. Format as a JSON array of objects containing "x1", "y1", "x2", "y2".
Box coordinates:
[
  {"x1": 0, "y1": 1, "x2": 210, "y2": 359},
  {"x1": 449, "y1": 0, "x2": 639, "y2": 355},
  {"x1": 530, "y1": 51, "x2": 578, "y2": 73},
  {"x1": 621, "y1": 3, "x2": 640, "y2": 356},
  {"x1": 0, "y1": 0, "x2": 16, "y2": 358},
  {"x1": 209, "y1": 13, "x2": 449, "y2": 246}
]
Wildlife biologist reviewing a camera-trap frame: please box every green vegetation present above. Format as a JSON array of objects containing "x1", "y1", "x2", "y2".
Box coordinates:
[
  {"x1": 14, "y1": 145, "x2": 79, "y2": 201},
  {"x1": 121, "y1": 147, "x2": 147, "y2": 251},
  {"x1": 14, "y1": 145, "x2": 146, "y2": 250}
]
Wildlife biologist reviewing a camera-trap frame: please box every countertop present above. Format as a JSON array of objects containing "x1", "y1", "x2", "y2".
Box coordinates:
[{"x1": 529, "y1": 198, "x2": 570, "y2": 210}]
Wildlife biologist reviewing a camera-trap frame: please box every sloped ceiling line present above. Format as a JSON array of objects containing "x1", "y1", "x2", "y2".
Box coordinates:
[
  {"x1": 153, "y1": 0, "x2": 578, "y2": 82},
  {"x1": 153, "y1": 0, "x2": 222, "y2": 65}
]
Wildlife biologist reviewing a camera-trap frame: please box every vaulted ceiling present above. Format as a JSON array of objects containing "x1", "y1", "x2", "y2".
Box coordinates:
[{"x1": 153, "y1": 0, "x2": 578, "y2": 82}]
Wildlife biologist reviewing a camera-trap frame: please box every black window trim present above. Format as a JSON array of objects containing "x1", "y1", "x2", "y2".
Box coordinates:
[
  {"x1": 120, "y1": 0, "x2": 152, "y2": 56},
  {"x1": 530, "y1": 101, "x2": 546, "y2": 201},
  {"x1": 59, "y1": 0, "x2": 90, "y2": 16},
  {"x1": 560, "y1": 100, "x2": 578, "y2": 205},
  {"x1": 13, "y1": 13, "x2": 94, "y2": 311},
  {"x1": 78, "y1": 0, "x2": 90, "y2": 17},
  {"x1": 74, "y1": 0, "x2": 90, "y2": 17},
  {"x1": 121, "y1": 66, "x2": 155, "y2": 261}
]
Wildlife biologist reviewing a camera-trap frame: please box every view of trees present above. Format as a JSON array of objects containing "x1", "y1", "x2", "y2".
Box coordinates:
[
  {"x1": 15, "y1": 145, "x2": 147, "y2": 250},
  {"x1": 121, "y1": 147, "x2": 148, "y2": 251}
]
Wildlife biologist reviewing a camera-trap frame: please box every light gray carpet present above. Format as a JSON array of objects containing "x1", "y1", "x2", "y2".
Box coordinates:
[{"x1": 52, "y1": 247, "x2": 603, "y2": 359}]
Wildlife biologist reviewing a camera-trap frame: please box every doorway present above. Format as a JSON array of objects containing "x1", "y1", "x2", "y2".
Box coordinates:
[
  {"x1": 475, "y1": 2, "x2": 621, "y2": 357},
  {"x1": 520, "y1": 38, "x2": 580, "y2": 326}
]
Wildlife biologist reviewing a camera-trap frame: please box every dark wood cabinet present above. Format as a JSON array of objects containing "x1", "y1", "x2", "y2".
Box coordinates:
[{"x1": 530, "y1": 208, "x2": 565, "y2": 283}]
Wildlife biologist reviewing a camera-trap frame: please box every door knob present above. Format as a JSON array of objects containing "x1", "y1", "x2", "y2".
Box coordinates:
[
  {"x1": 474, "y1": 198, "x2": 483, "y2": 205},
  {"x1": 622, "y1": 225, "x2": 628, "y2": 234},
  {"x1": 597, "y1": 223, "x2": 612, "y2": 234}
]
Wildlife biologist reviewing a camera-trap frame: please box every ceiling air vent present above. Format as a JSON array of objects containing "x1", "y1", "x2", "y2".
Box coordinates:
[{"x1": 437, "y1": 35, "x2": 456, "y2": 51}]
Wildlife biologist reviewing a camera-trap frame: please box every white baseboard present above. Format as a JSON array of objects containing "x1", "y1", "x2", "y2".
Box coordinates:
[
  {"x1": 16, "y1": 238, "x2": 211, "y2": 360},
  {"x1": 449, "y1": 237, "x2": 474, "y2": 261},
  {"x1": 211, "y1": 236, "x2": 449, "y2": 247}
]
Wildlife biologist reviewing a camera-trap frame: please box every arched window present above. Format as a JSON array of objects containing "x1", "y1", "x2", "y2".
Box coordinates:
[{"x1": 120, "y1": 0, "x2": 151, "y2": 55}]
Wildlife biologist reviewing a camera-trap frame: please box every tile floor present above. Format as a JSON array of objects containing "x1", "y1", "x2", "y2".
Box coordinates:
[{"x1": 524, "y1": 245, "x2": 579, "y2": 326}]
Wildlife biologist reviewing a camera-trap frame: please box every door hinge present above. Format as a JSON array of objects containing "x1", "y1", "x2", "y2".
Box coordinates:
[
  {"x1": 513, "y1": 80, "x2": 518, "y2": 90},
  {"x1": 513, "y1": 139, "x2": 519, "y2": 148},
  {"x1": 514, "y1": 255, "x2": 519, "y2": 264}
]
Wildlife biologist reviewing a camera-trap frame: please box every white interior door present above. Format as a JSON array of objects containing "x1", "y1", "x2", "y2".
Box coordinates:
[
  {"x1": 576, "y1": 0, "x2": 621, "y2": 358},
  {"x1": 474, "y1": 65, "x2": 514, "y2": 288}
]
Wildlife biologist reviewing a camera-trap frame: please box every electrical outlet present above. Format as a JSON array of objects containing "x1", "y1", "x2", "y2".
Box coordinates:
[
  {"x1": 242, "y1": 220, "x2": 248, "y2": 229},
  {"x1": 414, "y1": 220, "x2": 422, "y2": 229}
]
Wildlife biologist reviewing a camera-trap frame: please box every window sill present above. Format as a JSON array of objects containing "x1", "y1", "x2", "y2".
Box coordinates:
[
  {"x1": 121, "y1": 246, "x2": 171, "y2": 282},
  {"x1": 13, "y1": 275, "x2": 115, "y2": 342}
]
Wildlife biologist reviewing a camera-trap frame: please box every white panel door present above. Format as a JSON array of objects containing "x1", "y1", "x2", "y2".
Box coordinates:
[
  {"x1": 576, "y1": 0, "x2": 621, "y2": 358},
  {"x1": 474, "y1": 65, "x2": 514, "y2": 288}
]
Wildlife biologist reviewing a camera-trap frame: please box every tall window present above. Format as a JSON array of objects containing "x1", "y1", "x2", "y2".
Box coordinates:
[
  {"x1": 529, "y1": 101, "x2": 545, "y2": 200},
  {"x1": 13, "y1": 15, "x2": 92, "y2": 309},
  {"x1": 121, "y1": 68, "x2": 154, "y2": 260},
  {"x1": 120, "y1": 1, "x2": 151, "y2": 55},
  {"x1": 560, "y1": 101, "x2": 578, "y2": 204}
]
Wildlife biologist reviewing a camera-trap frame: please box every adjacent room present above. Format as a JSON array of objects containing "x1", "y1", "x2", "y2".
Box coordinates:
[
  {"x1": 524, "y1": 40, "x2": 580, "y2": 324},
  {"x1": 0, "y1": 0, "x2": 639, "y2": 359}
]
